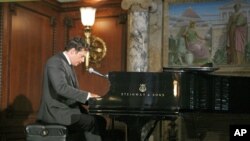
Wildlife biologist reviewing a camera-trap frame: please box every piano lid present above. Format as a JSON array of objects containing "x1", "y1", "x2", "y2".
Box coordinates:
[{"x1": 163, "y1": 67, "x2": 219, "y2": 72}]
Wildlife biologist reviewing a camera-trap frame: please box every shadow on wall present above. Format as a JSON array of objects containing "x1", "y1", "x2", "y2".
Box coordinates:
[{"x1": 0, "y1": 95, "x2": 33, "y2": 140}]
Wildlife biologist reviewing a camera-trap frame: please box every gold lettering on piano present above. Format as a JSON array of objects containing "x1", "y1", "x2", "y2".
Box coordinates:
[
  {"x1": 120, "y1": 84, "x2": 166, "y2": 97},
  {"x1": 120, "y1": 93, "x2": 165, "y2": 97},
  {"x1": 152, "y1": 93, "x2": 165, "y2": 97}
]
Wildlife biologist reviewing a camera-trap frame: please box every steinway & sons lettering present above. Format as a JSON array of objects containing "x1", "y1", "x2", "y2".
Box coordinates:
[{"x1": 120, "y1": 93, "x2": 165, "y2": 97}]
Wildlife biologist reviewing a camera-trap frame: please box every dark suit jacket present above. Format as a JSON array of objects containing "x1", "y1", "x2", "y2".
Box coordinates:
[{"x1": 37, "y1": 52, "x2": 88, "y2": 126}]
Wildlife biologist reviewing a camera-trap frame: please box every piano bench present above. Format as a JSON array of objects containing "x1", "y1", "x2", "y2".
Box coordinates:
[
  {"x1": 25, "y1": 124, "x2": 67, "y2": 141},
  {"x1": 25, "y1": 124, "x2": 93, "y2": 141}
]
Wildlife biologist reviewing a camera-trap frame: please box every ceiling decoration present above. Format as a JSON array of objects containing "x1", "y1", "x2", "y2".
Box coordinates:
[{"x1": 56, "y1": 0, "x2": 122, "y2": 9}]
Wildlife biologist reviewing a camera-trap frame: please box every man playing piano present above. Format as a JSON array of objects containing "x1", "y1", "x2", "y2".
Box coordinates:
[{"x1": 37, "y1": 37, "x2": 106, "y2": 141}]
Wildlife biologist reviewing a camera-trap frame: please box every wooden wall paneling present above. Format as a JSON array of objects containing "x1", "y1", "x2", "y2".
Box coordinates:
[
  {"x1": 1, "y1": 3, "x2": 12, "y2": 113},
  {"x1": 0, "y1": 5, "x2": 2, "y2": 113},
  {"x1": 0, "y1": 2, "x2": 58, "y2": 112},
  {"x1": 0, "y1": 2, "x2": 59, "y2": 140},
  {"x1": 93, "y1": 17, "x2": 124, "y2": 72},
  {"x1": 9, "y1": 4, "x2": 53, "y2": 116}
]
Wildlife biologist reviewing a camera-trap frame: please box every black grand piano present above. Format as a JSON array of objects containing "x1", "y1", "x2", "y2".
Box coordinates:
[{"x1": 88, "y1": 67, "x2": 250, "y2": 141}]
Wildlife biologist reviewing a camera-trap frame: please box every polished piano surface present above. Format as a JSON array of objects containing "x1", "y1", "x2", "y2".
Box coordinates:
[
  {"x1": 88, "y1": 67, "x2": 250, "y2": 141},
  {"x1": 89, "y1": 71, "x2": 180, "y2": 116}
]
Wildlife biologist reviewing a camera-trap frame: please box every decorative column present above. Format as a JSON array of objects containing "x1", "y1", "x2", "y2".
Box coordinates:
[
  {"x1": 122, "y1": 0, "x2": 156, "y2": 72},
  {"x1": 121, "y1": 1, "x2": 158, "y2": 141}
]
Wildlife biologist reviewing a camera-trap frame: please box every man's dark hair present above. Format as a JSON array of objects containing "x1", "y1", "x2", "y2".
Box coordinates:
[{"x1": 65, "y1": 37, "x2": 89, "y2": 52}]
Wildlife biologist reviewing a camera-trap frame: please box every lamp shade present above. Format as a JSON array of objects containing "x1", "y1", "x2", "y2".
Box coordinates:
[{"x1": 80, "y1": 7, "x2": 96, "y2": 26}]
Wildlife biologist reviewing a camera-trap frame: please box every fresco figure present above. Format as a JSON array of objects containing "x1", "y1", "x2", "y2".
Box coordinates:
[
  {"x1": 182, "y1": 21, "x2": 210, "y2": 61},
  {"x1": 227, "y1": 3, "x2": 248, "y2": 65}
]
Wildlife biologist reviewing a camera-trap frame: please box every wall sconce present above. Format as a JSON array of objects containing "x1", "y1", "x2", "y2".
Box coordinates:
[{"x1": 80, "y1": 7, "x2": 107, "y2": 70}]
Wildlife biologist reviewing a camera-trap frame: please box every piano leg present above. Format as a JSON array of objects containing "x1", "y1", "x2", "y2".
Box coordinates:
[
  {"x1": 115, "y1": 116, "x2": 171, "y2": 141},
  {"x1": 167, "y1": 120, "x2": 177, "y2": 141},
  {"x1": 115, "y1": 116, "x2": 153, "y2": 141},
  {"x1": 129, "y1": 117, "x2": 149, "y2": 141},
  {"x1": 144, "y1": 120, "x2": 159, "y2": 140}
]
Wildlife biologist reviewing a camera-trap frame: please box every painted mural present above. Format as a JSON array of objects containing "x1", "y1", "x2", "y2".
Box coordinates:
[{"x1": 168, "y1": 0, "x2": 250, "y2": 67}]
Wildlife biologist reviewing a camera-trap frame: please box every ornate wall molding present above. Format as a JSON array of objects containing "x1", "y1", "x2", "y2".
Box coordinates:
[
  {"x1": 64, "y1": 16, "x2": 74, "y2": 45},
  {"x1": 50, "y1": 16, "x2": 57, "y2": 55},
  {"x1": 122, "y1": 0, "x2": 157, "y2": 12}
]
